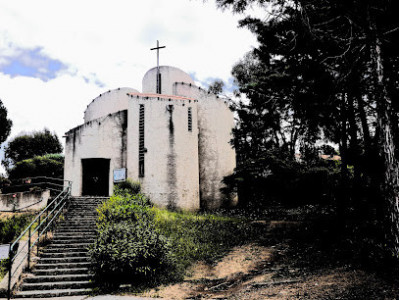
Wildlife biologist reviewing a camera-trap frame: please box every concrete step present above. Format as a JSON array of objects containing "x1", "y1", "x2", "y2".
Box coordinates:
[
  {"x1": 58, "y1": 224, "x2": 97, "y2": 228},
  {"x1": 24, "y1": 273, "x2": 92, "y2": 283},
  {"x1": 33, "y1": 267, "x2": 90, "y2": 276},
  {"x1": 43, "y1": 247, "x2": 89, "y2": 254},
  {"x1": 54, "y1": 233, "x2": 96, "y2": 238},
  {"x1": 58, "y1": 224, "x2": 96, "y2": 227},
  {"x1": 55, "y1": 230, "x2": 96, "y2": 234},
  {"x1": 65, "y1": 214, "x2": 98, "y2": 216},
  {"x1": 48, "y1": 247, "x2": 92, "y2": 253},
  {"x1": 67, "y1": 210, "x2": 98, "y2": 212},
  {"x1": 56, "y1": 228, "x2": 96, "y2": 232},
  {"x1": 53, "y1": 235, "x2": 96, "y2": 240},
  {"x1": 41, "y1": 251, "x2": 88, "y2": 258},
  {"x1": 49, "y1": 241, "x2": 91, "y2": 248},
  {"x1": 59, "y1": 221, "x2": 97, "y2": 224},
  {"x1": 56, "y1": 228, "x2": 97, "y2": 232},
  {"x1": 67, "y1": 205, "x2": 99, "y2": 208},
  {"x1": 52, "y1": 237, "x2": 95, "y2": 243},
  {"x1": 68, "y1": 208, "x2": 99, "y2": 210},
  {"x1": 20, "y1": 280, "x2": 91, "y2": 291},
  {"x1": 67, "y1": 217, "x2": 97, "y2": 219},
  {"x1": 35, "y1": 262, "x2": 91, "y2": 270},
  {"x1": 55, "y1": 231, "x2": 96, "y2": 235},
  {"x1": 39, "y1": 256, "x2": 90, "y2": 264},
  {"x1": 14, "y1": 288, "x2": 92, "y2": 298}
]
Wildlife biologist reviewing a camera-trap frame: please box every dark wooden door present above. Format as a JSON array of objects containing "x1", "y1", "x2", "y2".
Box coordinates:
[{"x1": 82, "y1": 158, "x2": 110, "y2": 196}]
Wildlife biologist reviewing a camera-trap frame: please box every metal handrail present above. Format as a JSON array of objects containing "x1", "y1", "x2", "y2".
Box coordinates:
[{"x1": 6, "y1": 180, "x2": 72, "y2": 300}]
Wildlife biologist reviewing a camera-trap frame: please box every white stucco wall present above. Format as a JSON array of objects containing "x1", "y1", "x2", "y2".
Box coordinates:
[
  {"x1": 127, "y1": 94, "x2": 200, "y2": 210},
  {"x1": 175, "y1": 83, "x2": 237, "y2": 208},
  {"x1": 64, "y1": 110, "x2": 128, "y2": 196},
  {"x1": 142, "y1": 66, "x2": 194, "y2": 96},
  {"x1": 84, "y1": 87, "x2": 138, "y2": 123}
]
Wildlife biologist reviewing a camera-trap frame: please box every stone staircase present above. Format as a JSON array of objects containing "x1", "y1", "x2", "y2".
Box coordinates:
[{"x1": 14, "y1": 197, "x2": 106, "y2": 298}]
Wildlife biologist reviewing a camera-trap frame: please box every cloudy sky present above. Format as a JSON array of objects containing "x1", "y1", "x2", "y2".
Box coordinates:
[{"x1": 0, "y1": 0, "x2": 259, "y2": 174}]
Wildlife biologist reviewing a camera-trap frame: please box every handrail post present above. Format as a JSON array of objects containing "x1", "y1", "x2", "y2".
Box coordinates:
[
  {"x1": 45, "y1": 209, "x2": 48, "y2": 238},
  {"x1": 27, "y1": 226, "x2": 31, "y2": 270},
  {"x1": 37, "y1": 215, "x2": 41, "y2": 256},
  {"x1": 7, "y1": 246, "x2": 12, "y2": 300}
]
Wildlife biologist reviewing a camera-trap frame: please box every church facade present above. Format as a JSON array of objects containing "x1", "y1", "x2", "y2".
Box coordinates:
[{"x1": 64, "y1": 66, "x2": 236, "y2": 210}]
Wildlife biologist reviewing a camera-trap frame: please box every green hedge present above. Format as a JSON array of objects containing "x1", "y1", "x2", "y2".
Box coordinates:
[{"x1": 8, "y1": 154, "x2": 64, "y2": 179}]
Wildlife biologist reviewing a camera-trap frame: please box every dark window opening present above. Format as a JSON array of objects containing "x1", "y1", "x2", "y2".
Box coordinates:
[
  {"x1": 157, "y1": 73, "x2": 162, "y2": 94},
  {"x1": 139, "y1": 104, "x2": 145, "y2": 177},
  {"x1": 188, "y1": 107, "x2": 192, "y2": 132}
]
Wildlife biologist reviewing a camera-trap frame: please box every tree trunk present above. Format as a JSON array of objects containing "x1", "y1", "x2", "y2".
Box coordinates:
[
  {"x1": 347, "y1": 93, "x2": 363, "y2": 216},
  {"x1": 356, "y1": 94, "x2": 371, "y2": 150},
  {"x1": 370, "y1": 14, "x2": 399, "y2": 254},
  {"x1": 338, "y1": 93, "x2": 349, "y2": 219}
]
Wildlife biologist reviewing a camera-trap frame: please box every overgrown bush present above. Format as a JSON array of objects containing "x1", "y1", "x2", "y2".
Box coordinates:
[
  {"x1": 114, "y1": 178, "x2": 141, "y2": 196},
  {"x1": 89, "y1": 193, "x2": 174, "y2": 289}
]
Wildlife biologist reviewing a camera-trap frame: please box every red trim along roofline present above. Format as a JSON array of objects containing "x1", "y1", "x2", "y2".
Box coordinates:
[{"x1": 128, "y1": 93, "x2": 195, "y2": 101}]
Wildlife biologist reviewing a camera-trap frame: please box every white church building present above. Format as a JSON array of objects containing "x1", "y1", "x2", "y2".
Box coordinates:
[{"x1": 64, "y1": 66, "x2": 236, "y2": 210}]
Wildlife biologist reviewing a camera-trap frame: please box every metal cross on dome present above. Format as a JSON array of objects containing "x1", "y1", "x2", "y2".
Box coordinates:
[{"x1": 150, "y1": 40, "x2": 166, "y2": 94}]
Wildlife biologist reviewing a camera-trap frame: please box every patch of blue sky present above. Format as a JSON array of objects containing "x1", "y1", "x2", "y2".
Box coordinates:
[
  {"x1": 0, "y1": 47, "x2": 67, "y2": 81},
  {"x1": 226, "y1": 77, "x2": 238, "y2": 93},
  {"x1": 83, "y1": 74, "x2": 105, "y2": 88}
]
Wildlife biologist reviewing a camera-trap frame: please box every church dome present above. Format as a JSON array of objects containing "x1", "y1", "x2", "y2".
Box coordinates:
[
  {"x1": 84, "y1": 87, "x2": 139, "y2": 122},
  {"x1": 142, "y1": 66, "x2": 195, "y2": 95}
]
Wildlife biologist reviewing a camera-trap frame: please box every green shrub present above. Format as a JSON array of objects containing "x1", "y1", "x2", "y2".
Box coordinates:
[
  {"x1": 90, "y1": 219, "x2": 172, "y2": 287},
  {"x1": 0, "y1": 214, "x2": 35, "y2": 243},
  {"x1": 114, "y1": 178, "x2": 141, "y2": 196},
  {"x1": 0, "y1": 213, "x2": 35, "y2": 281},
  {"x1": 0, "y1": 259, "x2": 8, "y2": 280},
  {"x1": 96, "y1": 194, "x2": 152, "y2": 231},
  {"x1": 90, "y1": 193, "x2": 174, "y2": 289}
]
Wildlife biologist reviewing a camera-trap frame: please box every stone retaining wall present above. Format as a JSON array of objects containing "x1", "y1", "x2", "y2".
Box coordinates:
[{"x1": 0, "y1": 190, "x2": 50, "y2": 212}]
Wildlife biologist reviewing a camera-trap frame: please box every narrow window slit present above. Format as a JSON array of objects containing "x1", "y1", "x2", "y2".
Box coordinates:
[
  {"x1": 139, "y1": 104, "x2": 145, "y2": 177},
  {"x1": 188, "y1": 107, "x2": 192, "y2": 132}
]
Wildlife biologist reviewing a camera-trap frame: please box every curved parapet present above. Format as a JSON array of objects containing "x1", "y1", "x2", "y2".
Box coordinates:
[{"x1": 84, "y1": 87, "x2": 139, "y2": 122}]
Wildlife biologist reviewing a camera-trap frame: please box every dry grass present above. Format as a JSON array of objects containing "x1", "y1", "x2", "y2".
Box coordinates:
[{"x1": 138, "y1": 216, "x2": 399, "y2": 300}]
